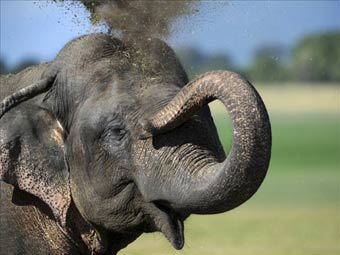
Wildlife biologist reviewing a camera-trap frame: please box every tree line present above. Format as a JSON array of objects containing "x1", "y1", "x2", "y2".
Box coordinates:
[
  {"x1": 1, "y1": 32, "x2": 339, "y2": 83},
  {"x1": 177, "y1": 32, "x2": 340, "y2": 83}
]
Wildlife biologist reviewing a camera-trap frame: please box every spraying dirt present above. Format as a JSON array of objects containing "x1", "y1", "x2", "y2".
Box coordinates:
[
  {"x1": 50, "y1": 1, "x2": 226, "y2": 81},
  {"x1": 50, "y1": 1, "x2": 203, "y2": 80},
  {"x1": 58, "y1": 0, "x2": 199, "y2": 41}
]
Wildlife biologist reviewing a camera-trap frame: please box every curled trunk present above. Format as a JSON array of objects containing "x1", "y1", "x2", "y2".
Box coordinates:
[{"x1": 140, "y1": 71, "x2": 271, "y2": 214}]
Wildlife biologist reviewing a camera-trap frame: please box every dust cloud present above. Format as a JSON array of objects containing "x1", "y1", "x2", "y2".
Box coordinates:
[
  {"x1": 61, "y1": 0, "x2": 200, "y2": 40},
  {"x1": 51, "y1": 1, "x2": 227, "y2": 80}
]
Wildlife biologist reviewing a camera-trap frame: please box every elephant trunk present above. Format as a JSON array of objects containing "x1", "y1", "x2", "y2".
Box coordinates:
[{"x1": 140, "y1": 71, "x2": 271, "y2": 214}]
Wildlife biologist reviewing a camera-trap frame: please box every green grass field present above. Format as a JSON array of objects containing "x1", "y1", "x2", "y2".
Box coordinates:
[{"x1": 122, "y1": 85, "x2": 340, "y2": 255}]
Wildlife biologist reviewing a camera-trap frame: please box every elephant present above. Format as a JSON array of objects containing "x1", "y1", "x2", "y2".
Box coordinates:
[{"x1": 0, "y1": 33, "x2": 271, "y2": 255}]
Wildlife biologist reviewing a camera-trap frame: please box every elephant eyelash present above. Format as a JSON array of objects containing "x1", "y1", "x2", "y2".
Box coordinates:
[
  {"x1": 109, "y1": 127, "x2": 126, "y2": 140},
  {"x1": 100, "y1": 124, "x2": 127, "y2": 144}
]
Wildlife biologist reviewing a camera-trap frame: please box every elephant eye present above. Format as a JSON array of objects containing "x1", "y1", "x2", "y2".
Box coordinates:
[
  {"x1": 111, "y1": 127, "x2": 126, "y2": 139},
  {"x1": 105, "y1": 126, "x2": 127, "y2": 143},
  {"x1": 100, "y1": 119, "x2": 127, "y2": 145}
]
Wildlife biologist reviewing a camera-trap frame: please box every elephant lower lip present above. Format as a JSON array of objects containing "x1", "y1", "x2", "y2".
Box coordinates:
[{"x1": 143, "y1": 202, "x2": 184, "y2": 250}]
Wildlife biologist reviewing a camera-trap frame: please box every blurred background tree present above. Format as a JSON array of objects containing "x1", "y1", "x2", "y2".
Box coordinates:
[
  {"x1": 245, "y1": 45, "x2": 290, "y2": 82},
  {"x1": 0, "y1": 58, "x2": 8, "y2": 74},
  {"x1": 292, "y1": 32, "x2": 340, "y2": 82},
  {"x1": 0, "y1": 58, "x2": 39, "y2": 75},
  {"x1": 174, "y1": 31, "x2": 340, "y2": 83},
  {"x1": 176, "y1": 47, "x2": 233, "y2": 79}
]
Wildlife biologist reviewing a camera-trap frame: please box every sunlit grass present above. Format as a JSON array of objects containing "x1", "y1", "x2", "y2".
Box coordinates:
[
  {"x1": 123, "y1": 169, "x2": 340, "y2": 255},
  {"x1": 212, "y1": 112, "x2": 340, "y2": 170}
]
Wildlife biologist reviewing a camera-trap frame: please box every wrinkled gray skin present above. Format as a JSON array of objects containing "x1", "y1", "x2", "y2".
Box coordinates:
[{"x1": 0, "y1": 34, "x2": 271, "y2": 255}]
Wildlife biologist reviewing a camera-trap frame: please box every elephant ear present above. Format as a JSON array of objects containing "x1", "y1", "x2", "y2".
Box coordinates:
[{"x1": 0, "y1": 77, "x2": 71, "y2": 226}]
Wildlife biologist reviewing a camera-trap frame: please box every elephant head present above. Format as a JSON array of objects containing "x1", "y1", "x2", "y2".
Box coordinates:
[{"x1": 0, "y1": 34, "x2": 271, "y2": 253}]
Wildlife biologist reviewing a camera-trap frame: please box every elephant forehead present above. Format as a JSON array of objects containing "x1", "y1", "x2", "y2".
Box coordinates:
[
  {"x1": 135, "y1": 84, "x2": 180, "y2": 117},
  {"x1": 55, "y1": 34, "x2": 125, "y2": 66},
  {"x1": 83, "y1": 87, "x2": 136, "y2": 116}
]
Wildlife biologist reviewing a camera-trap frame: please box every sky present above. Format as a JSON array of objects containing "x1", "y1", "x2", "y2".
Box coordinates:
[{"x1": 1, "y1": 0, "x2": 339, "y2": 69}]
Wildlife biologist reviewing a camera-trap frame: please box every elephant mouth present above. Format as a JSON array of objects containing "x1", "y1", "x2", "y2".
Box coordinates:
[
  {"x1": 143, "y1": 201, "x2": 186, "y2": 250},
  {"x1": 105, "y1": 180, "x2": 185, "y2": 249}
]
